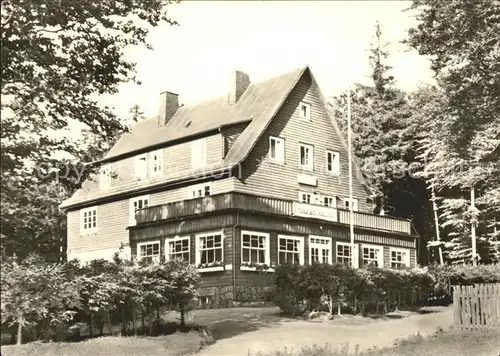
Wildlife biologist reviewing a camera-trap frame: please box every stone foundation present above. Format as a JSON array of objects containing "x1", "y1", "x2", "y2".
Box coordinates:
[{"x1": 197, "y1": 285, "x2": 275, "y2": 309}]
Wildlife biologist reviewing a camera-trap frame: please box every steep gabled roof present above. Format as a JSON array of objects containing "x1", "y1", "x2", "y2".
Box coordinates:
[
  {"x1": 61, "y1": 65, "x2": 373, "y2": 209},
  {"x1": 99, "y1": 66, "x2": 307, "y2": 163}
]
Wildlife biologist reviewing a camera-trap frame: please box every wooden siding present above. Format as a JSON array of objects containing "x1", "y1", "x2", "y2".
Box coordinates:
[
  {"x1": 135, "y1": 192, "x2": 412, "y2": 236},
  {"x1": 233, "y1": 74, "x2": 371, "y2": 212},
  {"x1": 67, "y1": 179, "x2": 235, "y2": 256},
  {"x1": 90, "y1": 133, "x2": 223, "y2": 193}
]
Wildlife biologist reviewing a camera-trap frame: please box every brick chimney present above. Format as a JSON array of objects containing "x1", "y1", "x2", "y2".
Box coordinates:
[
  {"x1": 159, "y1": 91, "x2": 179, "y2": 126},
  {"x1": 228, "y1": 70, "x2": 250, "y2": 105}
]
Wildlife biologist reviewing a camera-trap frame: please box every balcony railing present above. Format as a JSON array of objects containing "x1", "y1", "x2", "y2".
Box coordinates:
[{"x1": 135, "y1": 192, "x2": 411, "y2": 235}]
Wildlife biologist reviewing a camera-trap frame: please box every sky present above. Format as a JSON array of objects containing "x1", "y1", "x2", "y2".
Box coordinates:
[{"x1": 99, "y1": 1, "x2": 435, "y2": 120}]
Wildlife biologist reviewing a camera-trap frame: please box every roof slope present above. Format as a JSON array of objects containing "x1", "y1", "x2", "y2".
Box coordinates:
[{"x1": 102, "y1": 66, "x2": 307, "y2": 162}]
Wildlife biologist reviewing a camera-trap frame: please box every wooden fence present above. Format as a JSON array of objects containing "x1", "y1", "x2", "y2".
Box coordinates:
[{"x1": 452, "y1": 283, "x2": 500, "y2": 330}]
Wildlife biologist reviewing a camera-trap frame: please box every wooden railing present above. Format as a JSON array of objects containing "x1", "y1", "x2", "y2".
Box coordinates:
[{"x1": 135, "y1": 192, "x2": 412, "y2": 235}]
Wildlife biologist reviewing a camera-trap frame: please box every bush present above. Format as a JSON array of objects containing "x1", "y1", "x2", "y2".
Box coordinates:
[
  {"x1": 0, "y1": 254, "x2": 201, "y2": 345},
  {"x1": 273, "y1": 262, "x2": 500, "y2": 317}
]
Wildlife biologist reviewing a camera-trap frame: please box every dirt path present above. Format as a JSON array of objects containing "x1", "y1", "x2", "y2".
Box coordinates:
[{"x1": 196, "y1": 307, "x2": 454, "y2": 356}]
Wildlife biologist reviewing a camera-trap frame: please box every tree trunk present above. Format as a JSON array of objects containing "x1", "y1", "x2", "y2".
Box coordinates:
[
  {"x1": 337, "y1": 302, "x2": 341, "y2": 316},
  {"x1": 179, "y1": 301, "x2": 185, "y2": 326},
  {"x1": 141, "y1": 307, "x2": 145, "y2": 332},
  {"x1": 328, "y1": 295, "x2": 333, "y2": 314},
  {"x1": 353, "y1": 295, "x2": 358, "y2": 314},
  {"x1": 89, "y1": 313, "x2": 94, "y2": 338},
  {"x1": 132, "y1": 303, "x2": 137, "y2": 337},
  {"x1": 44, "y1": 318, "x2": 50, "y2": 342},
  {"x1": 121, "y1": 306, "x2": 126, "y2": 334},
  {"x1": 148, "y1": 303, "x2": 153, "y2": 336},
  {"x1": 16, "y1": 318, "x2": 23, "y2": 345},
  {"x1": 107, "y1": 311, "x2": 112, "y2": 335},
  {"x1": 156, "y1": 305, "x2": 160, "y2": 329}
]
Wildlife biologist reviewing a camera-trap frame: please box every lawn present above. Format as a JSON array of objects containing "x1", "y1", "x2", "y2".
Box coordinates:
[
  {"x1": 250, "y1": 328, "x2": 500, "y2": 356},
  {"x1": 0, "y1": 330, "x2": 211, "y2": 356}
]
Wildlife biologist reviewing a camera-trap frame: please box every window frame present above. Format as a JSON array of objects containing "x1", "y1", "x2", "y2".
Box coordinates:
[
  {"x1": 326, "y1": 150, "x2": 340, "y2": 176},
  {"x1": 188, "y1": 182, "x2": 212, "y2": 199},
  {"x1": 129, "y1": 195, "x2": 150, "y2": 226},
  {"x1": 99, "y1": 164, "x2": 112, "y2": 191},
  {"x1": 323, "y1": 195, "x2": 337, "y2": 208},
  {"x1": 191, "y1": 138, "x2": 207, "y2": 168},
  {"x1": 134, "y1": 154, "x2": 148, "y2": 180},
  {"x1": 269, "y1": 136, "x2": 285, "y2": 164},
  {"x1": 240, "y1": 231, "x2": 271, "y2": 271},
  {"x1": 298, "y1": 191, "x2": 312, "y2": 204},
  {"x1": 298, "y1": 101, "x2": 311, "y2": 121},
  {"x1": 309, "y1": 235, "x2": 332, "y2": 264},
  {"x1": 195, "y1": 231, "x2": 224, "y2": 272},
  {"x1": 299, "y1": 143, "x2": 314, "y2": 171},
  {"x1": 342, "y1": 198, "x2": 359, "y2": 211},
  {"x1": 80, "y1": 206, "x2": 98, "y2": 235},
  {"x1": 166, "y1": 236, "x2": 191, "y2": 263},
  {"x1": 149, "y1": 149, "x2": 163, "y2": 176},
  {"x1": 137, "y1": 240, "x2": 161, "y2": 263},
  {"x1": 390, "y1": 247, "x2": 410, "y2": 268},
  {"x1": 336, "y1": 241, "x2": 352, "y2": 265},
  {"x1": 278, "y1": 235, "x2": 304, "y2": 265},
  {"x1": 361, "y1": 244, "x2": 384, "y2": 268}
]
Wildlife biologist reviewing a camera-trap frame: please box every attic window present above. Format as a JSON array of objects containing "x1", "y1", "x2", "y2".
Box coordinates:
[
  {"x1": 299, "y1": 102, "x2": 311, "y2": 121},
  {"x1": 185, "y1": 120, "x2": 192, "y2": 128}
]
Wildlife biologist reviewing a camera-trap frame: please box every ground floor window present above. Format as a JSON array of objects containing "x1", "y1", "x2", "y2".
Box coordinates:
[
  {"x1": 278, "y1": 235, "x2": 303, "y2": 264},
  {"x1": 166, "y1": 236, "x2": 190, "y2": 262},
  {"x1": 361, "y1": 245, "x2": 383, "y2": 267},
  {"x1": 137, "y1": 241, "x2": 160, "y2": 263},
  {"x1": 336, "y1": 242, "x2": 352, "y2": 265},
  {"x1": 390, "y1": 248, "x2": 410, "y2": 268},
  {"x1": 196, "y1": 232, "x2": 223, "y2": 266},
  {"x1": 241, "y1": 231, "x2": 270, "y2": 265},
  {"x1": 309, "y1": 236, "x2": 332, "y2": 264}
]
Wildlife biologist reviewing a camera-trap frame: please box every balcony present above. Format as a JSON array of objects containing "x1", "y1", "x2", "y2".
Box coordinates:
[{"x1": 135, "y1": 192, "x2": 412, "y2": 235}]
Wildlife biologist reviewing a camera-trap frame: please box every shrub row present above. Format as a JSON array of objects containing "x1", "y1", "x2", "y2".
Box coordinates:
[
  {"x1": 272, "y1": 263, "x2": 500, "y2": 317},
  {"x1": 0, "y1": 254, "x2": 200, "y2": 345}
]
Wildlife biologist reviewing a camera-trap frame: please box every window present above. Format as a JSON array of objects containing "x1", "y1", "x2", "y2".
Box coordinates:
[
  {"x1": 309, "y1": 236, "x2": 332, "y2": 264},
  {"x1": 166, "y1": 236, "x2": 190, "y2": 262},
  {"x1": 191, "y1": 138, "x2": 207, "y2": 168},
  {"x1": 298, "y1": 192, "x2": 312, "y2": 204},
  {"x1": 269, "y1": 136, "x2": 285, "y2": 163},
  {"x1": 390, "y1": 248, "x2": 410, "y2": 268},
  {"x1": 80, "y1": 206, "x2": 98, "y2": 234},
  {"x1": 298, "y1": 102, "x2": 311, "y2": 121},
  {"x1": 196, "y1": 232, "x2": 223, "y2": 266},
  {"x1": 299, "y1": 143, "x2": 314, "y2": 170},
  {"x1": 326, "y1": 150, "x2": 340, "y2": 175},
  {"x1": 342, "y1": 198, "x2": 359, "y2": 211},
  {"x1": 189, "y1": 182, "x2": 212, "y2": 199},
  {"x1": 130, "y1": 195, "x2": 149, "y2": 226},
  {"x1": 137, "y1": 241, "x2": 160, "y2": 263},
  {"x1": 323, "y1": 196, "x2": 336, "y2": 208},
  {"x1": 278, "y1": 235, "x2": 304, "y2": 264},
  {"x1": 336, "y1": 242, "x2": 352, "y2": 265},
  {"x1": 149, "y1": 150, "x2": 163, "y2": 176},
  {"x1": 241, "y1": 231, "x2": 270, "y2": 265},
  {"x1": 99, "y1": 165, "x2": 112, "y2": 191},
  {"x1": 362, "y1": 245, "x2": 383, "y2": 267},
  {"x1": 134, "y1": 154, "x2": 148, "y2": 180}
]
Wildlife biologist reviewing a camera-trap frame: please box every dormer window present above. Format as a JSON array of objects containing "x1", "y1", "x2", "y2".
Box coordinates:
[
  {"x1": 149, "y1": 149, "x2": 163, "y2": 176},
  {"x1": 134, "y1": 154, "x2": 148, "y2": 180},
  {"x1": 299, "y1": 102, "x2": 311, "y2": 121}
]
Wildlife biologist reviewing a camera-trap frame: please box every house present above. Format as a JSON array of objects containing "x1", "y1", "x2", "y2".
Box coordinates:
[{"x1": 60, "y1": 66, "x2": 419, "y2": 307}]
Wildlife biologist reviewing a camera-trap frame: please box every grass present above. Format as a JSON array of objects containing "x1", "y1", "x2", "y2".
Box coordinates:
[
  {"x1": 0, "y1": 329, "x2": 214, "y2": 356},
  {"x1": 248, "y1": 328, "x2": 500, "y2": 356}
]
